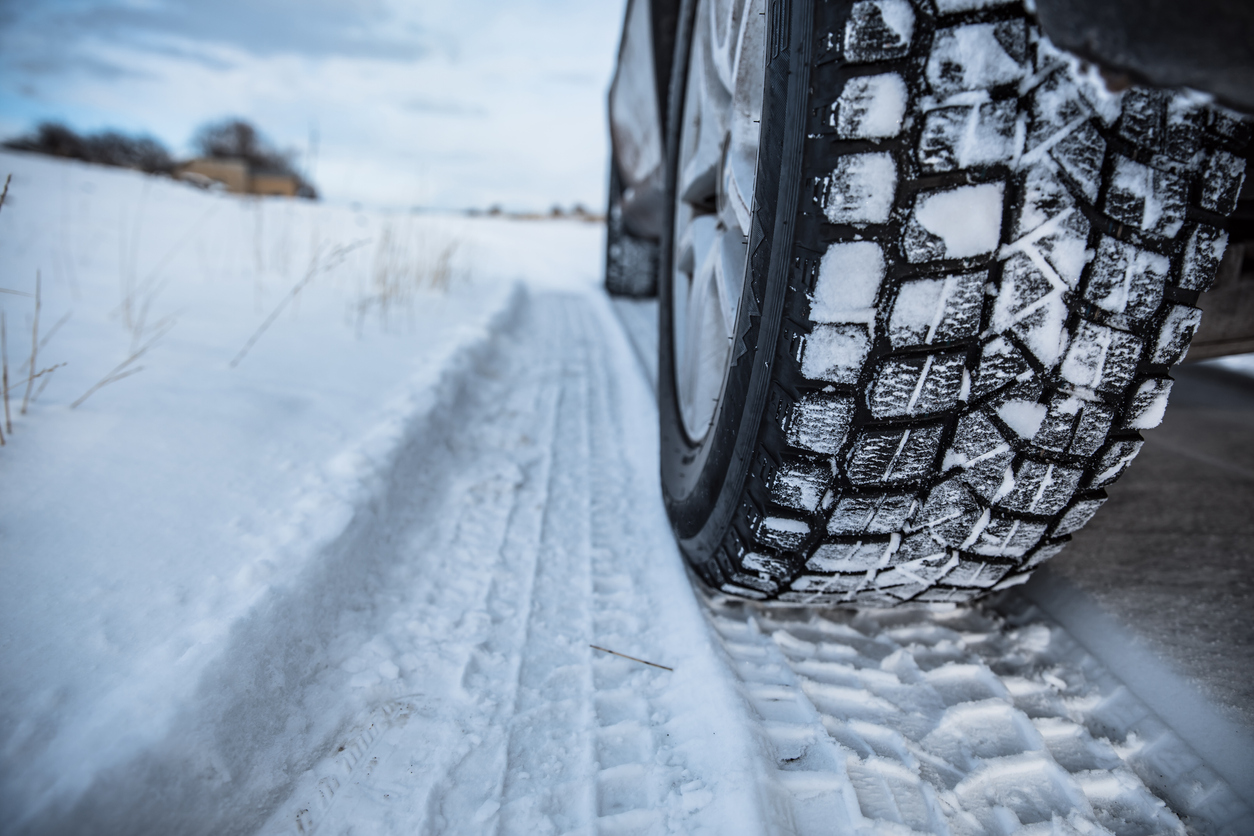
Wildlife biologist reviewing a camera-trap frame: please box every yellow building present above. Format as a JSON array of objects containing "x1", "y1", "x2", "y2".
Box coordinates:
[
  {"x1": 251, "y1": 172, "x2": 298, "y2": 197},
  {"x1": 179, "y1": 158, "x2": 249, "y2": 193},
  {"x1": 177, "y1": 158, "x2": 300, "y2": 197}
]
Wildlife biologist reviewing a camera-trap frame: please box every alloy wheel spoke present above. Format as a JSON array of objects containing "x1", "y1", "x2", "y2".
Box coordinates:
[{"x1": 673, "y1": 0, "x2": 764, "y2": 441}]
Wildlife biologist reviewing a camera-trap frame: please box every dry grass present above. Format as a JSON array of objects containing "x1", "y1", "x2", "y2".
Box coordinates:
[
  {"x1": 2, "y1": 311, "x2": 11, "y2": 437},
  {"x1": 114, "y1": 201, "x2": 217, "y2": 350},
  {"x1": 71, "y1": 319, "x2": 173, "y2": 409},
  {"x1": 354, "y1": 218, "x2": 462, "y2": 335},
  {"x1": 230, "y1": 237, "x2": 368, "y2": 368},
  {"x1": 1, "y1": 271, "x2": 70, "y2": 433},
  {"x1": 21, "y1": 271, "x2": 41, "y2": 414}
]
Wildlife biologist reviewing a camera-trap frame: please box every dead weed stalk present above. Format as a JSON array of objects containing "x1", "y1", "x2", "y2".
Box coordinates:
[
  {"x1": 71, "y1": 318, "x2": 174, "y2": 409},
  {"x1": 20, "y1": 271, "x2": 40, "y2": 414},
  {"x1": 354, "y1": 220, "x2": 461, "y2": 335},
  {"x1": 230, "y1": 238, "x2": 368, "y2": 368}
]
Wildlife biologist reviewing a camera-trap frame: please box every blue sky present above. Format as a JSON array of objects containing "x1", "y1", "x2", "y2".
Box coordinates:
[{"x1": 0, "y1": 0, "x2": 627, "y2": 210}]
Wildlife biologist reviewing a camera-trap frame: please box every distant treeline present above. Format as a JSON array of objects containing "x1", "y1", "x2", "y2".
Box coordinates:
[
  {"x1": 3, "y1": 118, "x2": 317, "y2": 198},
  {"x1": 4, "y1": 123, "x2": 175, "y2": 173}
]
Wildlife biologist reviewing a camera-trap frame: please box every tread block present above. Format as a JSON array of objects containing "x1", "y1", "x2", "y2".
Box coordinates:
[
  {"x1": 755, "y1": 516, "x2": 812, "y2": 551},
  {"x1": 941, "y1": 556, "x2": 1015, "y2": 588},
  {"x1": 995, "y1": 460, "x2": 1083, "y2": 516},
  {"x1": 810, "y1": 241, "x2": 885, "y2": 323},
  {"x1": 770, "y1": 457, "x2": 833, "y2": 512},
  {"x1": 827, "y1": 491, "x2": 918, "y2": 536},
  {"x1": 801, "y1": 324, "x2": 872, "y2": 385},
  {"x1": 1122, "y1": 377, "x2": 1173, "y2": 430},
  {"x1": 970, "y1": 514, "x2": 1048, "y2": 558},
  {"x1": 1083, "y1": 236, "x2": 1168, "y2": 327},
  {"x1": 843, "y1": 0, "x2": 915, "y2": 64},
  {"x1": 968, "y1": 513, "x2": 1048, "y2": 559},
  {"x1": 903, "y1": 183, "x2": 1006, "y2": 263},
  {"x1": 1031, "y1": 393, "x2": 1114, "y2": 457},
  {"x1": 842, "y1": 0, "x2": 912, "y2": 63},
  {"x1": 1102, "y1": 156, "x2": 1186, "y2": 238},
  {"x1": 1086, "y1": 440, "x2": 1143, "y2": 489},
  {"x1": 728, "y1": 570, "x2": 780, "y2": 594},
  {"x1": 911, "y1": 586, "x2": 976, "y2": 602},
  {"x1": 789, "y1": 572, "x2": 865, "y2": 595},
  {"x1": 942, "y1": 411, "x2": 1014, "y2": 502},
  {"x1": 1117, "y1": 89, "x2": 1167, "y2": 153},
  {"x1": 869, "y1": 352, "x2": 967, "y2": 418},
  {"x1": 1059, "y1": 321, "x2": 1142, "y2": 393},
  {"x1": 1068, "y1": 400, "x2": 1115, "y2": 457},
  {"x1": 833, "y1": 73, "x2": 908, "y2": 140},
  {"x1": 1050, "y1": 121, "x2": 1106, "y2": 203},
  {"x1": 970, "y1": 337, "x2": 1032, "y2": 401},
  {"x1": 1052, "y1": 496, "x2": 1106, "y2": 537},
  {"x1": 873, "y1": 556, "x2": 953, "y2": 593},
  {"x1": 911, "y1": 479, "x2": 985, "y2": 548},
  {"x1": 720, "y1": 582, "x2": 768, "y2": 600},
  {"x1": 845, "y1": 424, "x2": 944, "y2": 486},
  {"x1": 1012, "y1": 166, "x2": 1091, "y2": 287},
  {"x1": 1178, "y1": 225, "x2": 1229, "y2": 293},
  {"x1": 991, "y1": 253, "x2": 1070, "y2": 369},
  {"x1": 888, "y1": 271, "x2": 985, "y2": 349},
  {"x1": 820, "y1": 152, "x2": 897, "y2": 224},
  {"x1": 1205, "y1": 107, "x2": 1253, "y2": 148},
  {"x1": 808, "y1": 539, "x2": 893, "y2": 573},
  {"x1": 1025, "y1": 70, "x2": 1091, "y2": 154},
  {"x1": 1023, "y1": 538, "x2": 1068, "y2": 569},
  {"x1": 918, "y1": 100, "x2": 1016, "y2": 172},
  {"x1": 787, "y1": 393, "x2": 856, "y2": 455},
  {"x1": 1149, "y1": 304, "x2": 1203, "y2": 366},
  {"x1": 895, "y1": 531, "x2": 951, "y2": 563},
  {"x1": 1198, "y1": 149, "x2": 1247, "y2": 216},
  {"x1": 926, "y1": 21, "x2": 1028, "y2": 95},
  {"x1": 1163, "y1": 96, "x2": 1206, "y2": 162},
  {"x1": 743, "y1": 551, "x2": 793, "y2": 580}
]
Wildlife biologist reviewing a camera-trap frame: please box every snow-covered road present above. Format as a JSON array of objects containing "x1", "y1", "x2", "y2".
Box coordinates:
[
  {"x1": 2, "y1": 153, "x2": 1252, "y2": 835},
  {"x1": 249, "y1": 292, "x2": 1247, "y2": 836}
]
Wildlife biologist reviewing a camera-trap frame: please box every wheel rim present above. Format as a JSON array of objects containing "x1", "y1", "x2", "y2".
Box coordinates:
[{"x1": 673, "y1": 0, "x2": 766, "y2": 443}]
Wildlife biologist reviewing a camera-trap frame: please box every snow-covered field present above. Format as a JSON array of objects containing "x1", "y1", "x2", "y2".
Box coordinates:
[{"x1": 1, "y1": 152, "x2": 1250, "y2": 835}]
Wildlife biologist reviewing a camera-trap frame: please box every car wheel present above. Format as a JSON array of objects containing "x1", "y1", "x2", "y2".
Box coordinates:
[
  {"x1": 606, "y1": 161, "x2": 660, "y2": 297},
  {"x1": 658, "y1": 0, "x2": 1251, "y2": 605}
]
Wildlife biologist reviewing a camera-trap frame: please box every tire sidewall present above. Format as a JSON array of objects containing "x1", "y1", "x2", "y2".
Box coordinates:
[{"x1": 659, "y1": 0, "x2": 812, "y2": 575}]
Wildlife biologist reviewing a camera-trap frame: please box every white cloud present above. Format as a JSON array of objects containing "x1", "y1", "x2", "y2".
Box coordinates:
[{"x1": 0, "y1": 0, "x2": 626, "y2": 210}]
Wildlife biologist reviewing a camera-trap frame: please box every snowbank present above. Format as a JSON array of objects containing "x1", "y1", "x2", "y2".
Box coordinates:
[{"x1": 0, "y1": 151, "x2": 601, "y2": 827}]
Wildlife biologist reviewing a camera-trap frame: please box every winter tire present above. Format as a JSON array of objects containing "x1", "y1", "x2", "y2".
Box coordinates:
[
  {"x1": 658, "y1": 0, "x2": 1251, "y2": 606},
  {"x1": 606, "y1": 161, "x2": 661, "y2": 297}
]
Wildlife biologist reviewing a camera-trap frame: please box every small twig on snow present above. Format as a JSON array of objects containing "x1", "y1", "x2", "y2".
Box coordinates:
[
  {"x1": 39, "y1": 310, "x2": 72, "y2": 350},
  {"x1": 9, "y1": 363, "x2": 68, "y2": 391},
  {"x1": 0, "y1": 173, "x2": 10, "y2": 215},
  {"x1": 71, "y1": 320, "x2": 172, "y2": 409},
  {"x1": 31, "y1": 362, "x2": 64, "y2": 404},
  {"x1": 589, "y1": 645, "x2": 674, "y2": 671},
  {"x1": 20, "y1": 271, "x2": 40, "y2": 414}
]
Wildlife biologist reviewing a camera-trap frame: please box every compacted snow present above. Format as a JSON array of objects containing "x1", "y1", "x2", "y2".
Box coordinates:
[{"x1": 1, "y1": 152, "x2": 1251, "y2": 835}]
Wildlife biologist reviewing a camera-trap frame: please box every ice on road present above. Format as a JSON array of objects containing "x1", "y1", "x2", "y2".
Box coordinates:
[{"x1": 0, "y1": 153, "x2": 1250, "y2": 835}]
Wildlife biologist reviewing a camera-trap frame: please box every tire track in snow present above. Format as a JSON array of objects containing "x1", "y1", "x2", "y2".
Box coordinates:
[
  {"x1": 253, "y1": 288, "x2": 1234, "y2": 836},
  {"x1": 701, "y1": 599, "x2": 1211, "y2": 834},
  {"x1": 415, "y1": 299, "x2": 572, "y2": 835},
  {"x1": 257, "y1": 294, "x2": 572, "y2": 835},
  {"x1": 491, "y1": 297, "x2": 598, "y2": 834},
  {"x1": 259, "y1": 291, "x2": 783, "y2": 836}
]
